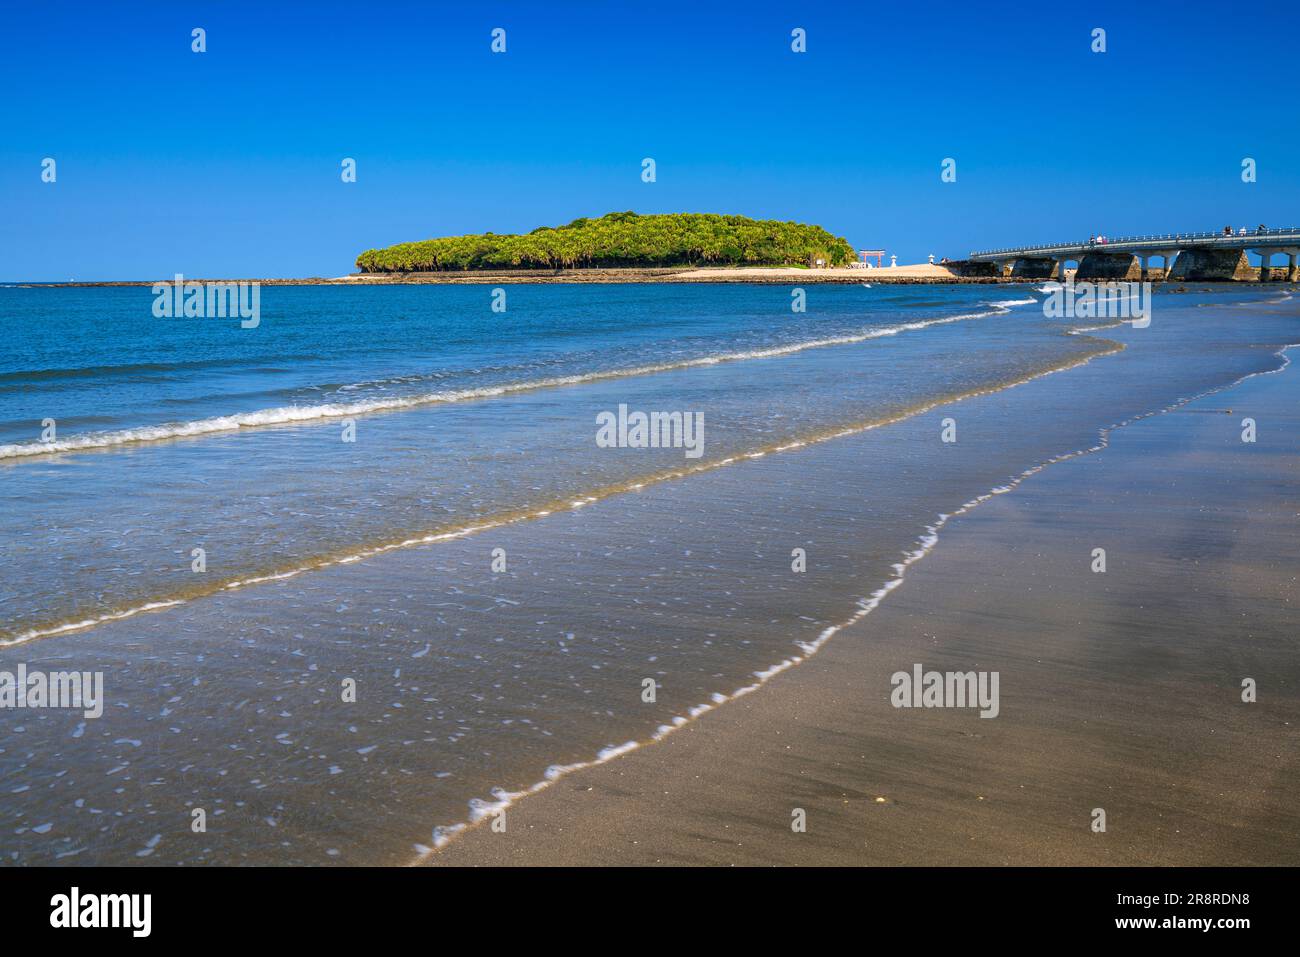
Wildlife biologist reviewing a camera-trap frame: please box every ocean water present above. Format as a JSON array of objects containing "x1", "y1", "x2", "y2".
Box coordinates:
[
  {"x1": 0, "y1": 283, "x2": 1073, "y2": 642},
  {"x1": 1, "y1": 281, "x2": 1296, "y2": 864}
]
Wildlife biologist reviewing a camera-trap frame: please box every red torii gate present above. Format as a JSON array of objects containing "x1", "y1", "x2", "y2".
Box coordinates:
[{"x1": 859, "y1": 249, "x2": 885, "y2": 267}]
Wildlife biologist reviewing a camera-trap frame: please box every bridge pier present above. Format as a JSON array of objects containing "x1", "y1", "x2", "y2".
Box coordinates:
[
  {"x1": 1144, "y1": 252, "x2": 1178, "y2": 280},
  {"x1": 1258, "y1": 249, "x2": 1274, "y2": 280},
  {"x1": 1010, "y1": 257, "x2": 1055, "y2": 279},
  {"x1": 1167, "y1": 248, "x2": 1254, "y2": 282},
  {"x1": 943, "y1": 260, "x2": 1002, "y2": 278},
  {"x1": 1076, "y1": 252, "x2": 1142, "y2": 281},
  {"x1": 1253, "y1": 247, "x2": 1300, "y2": 281},
  {"x1": 1056, "y1": 258, "x2": 1068, "y2": 281}
]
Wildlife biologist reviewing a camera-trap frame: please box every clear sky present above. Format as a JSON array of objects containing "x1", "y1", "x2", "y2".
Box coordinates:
[{"x1": 2, "y1": 0, "x2": 1296, "y2": 280}]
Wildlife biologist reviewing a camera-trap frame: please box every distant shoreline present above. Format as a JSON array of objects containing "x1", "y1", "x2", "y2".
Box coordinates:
[
  {"x1": 4, "y1": 266, "x2": 986, "y2": 287},
  {"x1": 7, "y1": 265, "x2": 1295, "y2": 288}
]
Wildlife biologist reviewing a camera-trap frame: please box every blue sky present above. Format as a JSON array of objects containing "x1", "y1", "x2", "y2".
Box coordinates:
[{"x1": 1, "y1": 0, "x2": 1295, "y2": 279}]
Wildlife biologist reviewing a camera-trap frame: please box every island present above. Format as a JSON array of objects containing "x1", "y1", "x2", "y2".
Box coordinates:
[{"x1": 355, "y1": 212, "x2": 857, "y2": 273}]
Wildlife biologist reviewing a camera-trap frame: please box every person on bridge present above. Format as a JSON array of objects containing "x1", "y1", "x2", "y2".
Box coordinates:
[
  {"x1": 1223, "y1": 225, "x2": 1233, "y2": 236},
  {"x1": 1258, "y1": 224, "x2": 1268, "y2": 234}
]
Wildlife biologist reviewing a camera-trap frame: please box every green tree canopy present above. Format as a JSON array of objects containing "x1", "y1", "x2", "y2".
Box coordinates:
[{"x1": 355, "y1": 212, "x2": 856, "y2": 272}]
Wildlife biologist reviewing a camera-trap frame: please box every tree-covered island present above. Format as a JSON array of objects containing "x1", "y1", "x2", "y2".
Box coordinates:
[{"x1": 355, "y1": 212, "x2": 856, "y2": 272}]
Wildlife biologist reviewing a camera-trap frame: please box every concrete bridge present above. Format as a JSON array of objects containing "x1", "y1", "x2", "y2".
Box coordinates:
[{"x1": 963, "y1": 227, "x2": 1300, "y2": 281}]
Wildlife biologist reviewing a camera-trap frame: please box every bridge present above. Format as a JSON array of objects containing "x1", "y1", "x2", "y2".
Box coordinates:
[{"x1": 962, "y1": 227, "x2": 1300, "y2": 282}]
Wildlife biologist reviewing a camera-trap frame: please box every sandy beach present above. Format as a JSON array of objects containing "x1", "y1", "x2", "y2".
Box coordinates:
[
  {"x1": 669, "y1": 263, "x2": 961, "y2": 281},
  {"x1": 425, "y1": 321, "x2": 1300, "y2": 866}
]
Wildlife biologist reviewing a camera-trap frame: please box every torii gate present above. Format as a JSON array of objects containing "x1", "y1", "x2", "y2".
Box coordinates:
[{"x1": 859, "y1": 249, "x2": 885, "y2": 267}]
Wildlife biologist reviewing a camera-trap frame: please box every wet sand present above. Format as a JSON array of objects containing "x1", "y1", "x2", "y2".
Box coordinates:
[{"x1": 427, "y1": 349, "x2": 1300, "y2": 866}]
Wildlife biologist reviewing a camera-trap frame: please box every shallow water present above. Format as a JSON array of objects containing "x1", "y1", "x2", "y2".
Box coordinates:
[{"x1": 2, "y1": 283, "x2": 1077, "y2": 641}]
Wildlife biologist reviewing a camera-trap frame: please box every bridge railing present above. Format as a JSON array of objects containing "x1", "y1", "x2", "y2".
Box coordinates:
[{"x1": 969, "y1": 227, "x2": 1300, "y2": 259}]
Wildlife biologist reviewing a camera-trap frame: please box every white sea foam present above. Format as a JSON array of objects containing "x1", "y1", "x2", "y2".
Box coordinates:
[
  {"x1": 1, "y1": 320, "x2": 1114, "y2": 650},
  {"x1": 0, "y1": 304, "x2": 1027, "y2": 461}
]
